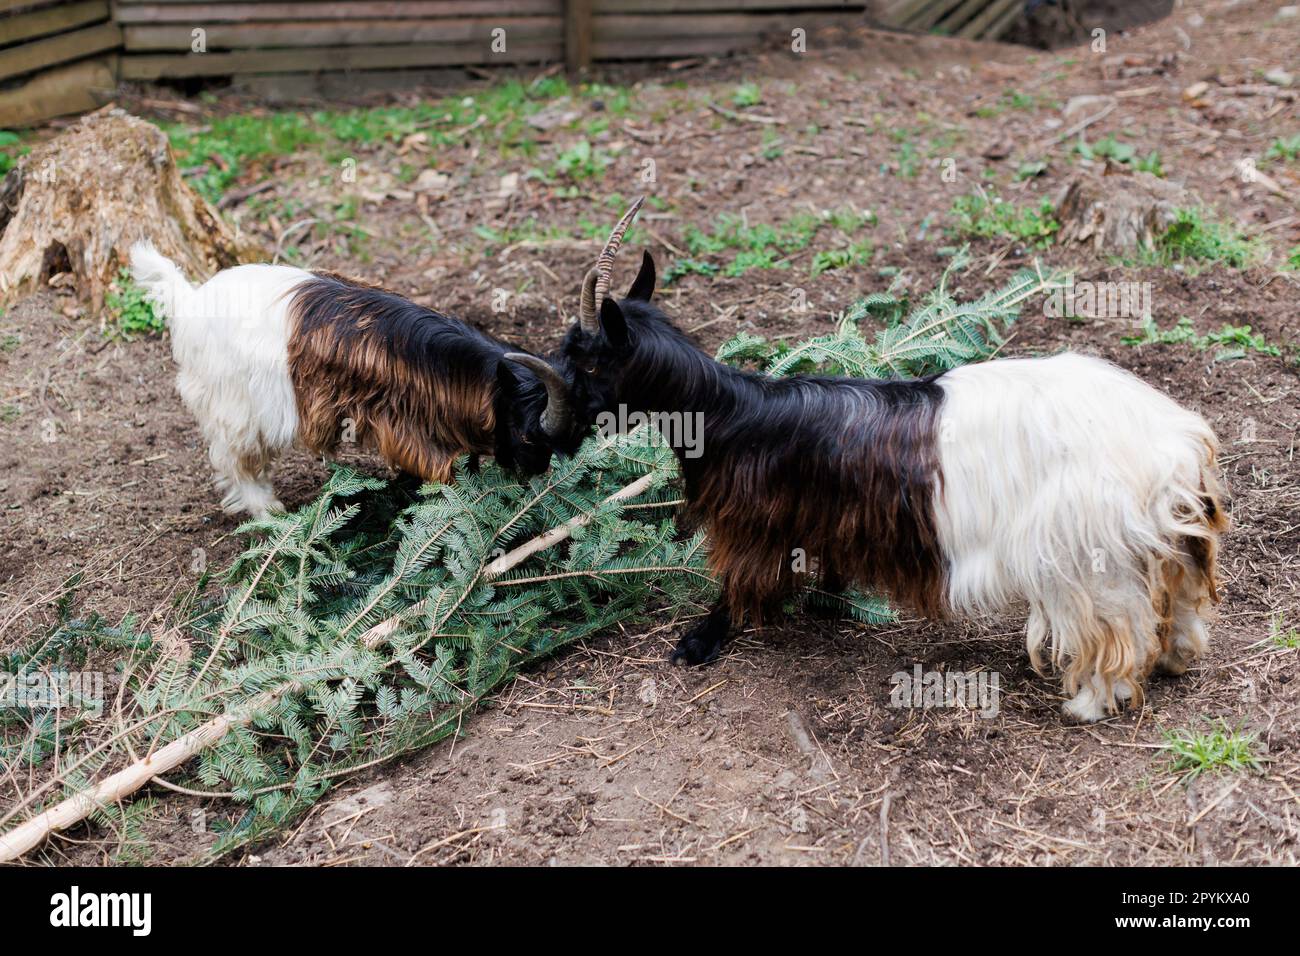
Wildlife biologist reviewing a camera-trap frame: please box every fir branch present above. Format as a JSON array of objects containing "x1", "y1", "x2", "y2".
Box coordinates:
[{"x1": 0, "y1": 467, "x2": 679, "y2": 863}]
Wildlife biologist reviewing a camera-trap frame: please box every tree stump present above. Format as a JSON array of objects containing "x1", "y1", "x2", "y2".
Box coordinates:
[
  {"x1": 0, "y1": 106, "x2": 260, "y2": 311},
  {"x1": 1054, "y1": 165, "x2": 1194, "y2": 257}
]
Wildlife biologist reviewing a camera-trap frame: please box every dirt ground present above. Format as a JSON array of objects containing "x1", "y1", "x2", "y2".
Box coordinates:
[{"x1": 2, "y1": 0, "x2": 1298, "y2": 866}]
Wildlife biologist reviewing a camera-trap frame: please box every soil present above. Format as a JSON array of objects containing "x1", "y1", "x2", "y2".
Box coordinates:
[{"x1": 2, "y1": 0, "x2": 1298, "y2": 866}]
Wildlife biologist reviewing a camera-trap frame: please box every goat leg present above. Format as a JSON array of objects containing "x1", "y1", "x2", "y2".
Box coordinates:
[{"x1": 670, "y1": 598, "x2": 733, "y2": 667}]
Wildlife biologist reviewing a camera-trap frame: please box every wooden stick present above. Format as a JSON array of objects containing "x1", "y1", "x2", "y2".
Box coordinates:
[
  {"x1": 358, "y1": 470, "x2": 658, "y2": 645},
  {"x1": 0, "y1": 470, "x2": 663, "y2": 863},
  {"x1": 0, "y1": 683, "x2": 294, "y2": 862},
  {"x1": 1037, "y1": 99, "x2": 1116, "y2": 150}
]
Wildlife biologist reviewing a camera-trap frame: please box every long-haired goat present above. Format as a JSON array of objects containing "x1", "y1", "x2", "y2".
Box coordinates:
[
  {"x1": 558, "y1": 204, "x2": 1228, "y2": 722},
  {"x1": 129, "y1": 244, "x2": 588, "y2": 516}
]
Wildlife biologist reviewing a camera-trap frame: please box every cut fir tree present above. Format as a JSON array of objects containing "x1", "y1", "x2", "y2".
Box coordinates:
[{"x1": 0, "y1": 252, "x2": 1066, "y2": 862}]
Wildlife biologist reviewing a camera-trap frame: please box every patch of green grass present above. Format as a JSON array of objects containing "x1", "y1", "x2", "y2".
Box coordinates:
[
  {"x1": 893, "y1": 140, "x2": 920, "y2": 178},
  {"x1": 760, "y1": 127, "x2": 784, "y2": 160},
  {"x1": 1154, "y1": 209, "x2": 1257, "y2": 268},
  {"x1": 165, "y1": 113, "x2": 320, "y2": 203},
  {"x1": 1267, "y1": 613, "x2": 1300, "y2": 650},
  {"x1": 949, "y1": 192, "x2": 1059, "y2": 247},
  {"x1": 1265, "y1": 134, "x2": 1300, "y2": 163},
  {"x1": 825, "y1": 207, "x2": 876, "y2": 233},
  {"x1": 1073, "y1": 134, "x2": 1164, "y2": 175},
  {"x1": 925, "y1": 129, "x2": 962, "y2": 158},
  {"x1": 1, "y1": 403, "x2": 19, "y2": 423},
  {"x1": 0, "y1": 331, "x2": 19, "y2": 353},
  {"x1": 584, "y1": 82, "x2": 633, "y2": 118},
  {"x1": 164, "y1": 77, "x2": 635, "y2": 203},
  {"x1": 313, "y1": 196, "x2": 373, "y2": 260},
  {"x1": 728, "y1": 249, "x2": 781, "y2": 275},
  {"x1": 1004, "y1": 90, "x2": 1037, "y2": 110},
  {"x1": 1015, "y1": 160, "x2": 1048, "y2": 181},
  {"x1": 974, "y1": 89, "x2": 1046, "y2": 118},
  {"x1": 1074, "y1": 133, "x2": 1134, "y2": 163},
  {"x1": 681, "y1": 206, "x2": 873, "y2": 278},
  {"x1": 1286, "y1": 245, "x2": 1300, "y2": 271},
  {"x1": 731, "y1": 82, "x2": 762, "y2": 108},
  {"x1": 811, "y1": 240, "x2": 874, "y2": 276},
  {"x1": 1163, "y1": 720, "x2": 1262, "y2": 779},
  {"x1": 1133, "y1": 151, "x2": 1165, "y2": 177},
  {"x1": 469, "y1": 215, "x2": 635, "y2": 256},
  {"x1": 472, "y1": 218, "x2": 569, "y2": 251},
  {"x1": 105, "y1": 269, "x2": 164, "y2": 340},
  {"x1": 661, "y1": 259, "x2": 720, "y2": 285},
  {"x1": 1122, "y1": 316, "x2": 1280, "y2": 360},
  {"x1": 0, "y1": 129, "x2": 23, "y2": 175},
  {"x1": 546, "y1": 138, "x2": 610, "y2": 183}
]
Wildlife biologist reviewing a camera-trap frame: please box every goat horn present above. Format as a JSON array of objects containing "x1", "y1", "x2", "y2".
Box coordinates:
[
  {"x1": 503, "y1": 353, "x2": 572, "y2": 438},
  {"x1": 592, "y1": 195, "x2": 647, "y2": 321},
  {"x1": 577, "y1": 266, "x2": 601, "y2": 333}
]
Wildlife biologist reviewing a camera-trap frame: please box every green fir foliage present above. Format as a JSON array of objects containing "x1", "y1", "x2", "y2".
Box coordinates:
[{"x1": 1, "y1": 259, "x2": 1063, "y2": 858}]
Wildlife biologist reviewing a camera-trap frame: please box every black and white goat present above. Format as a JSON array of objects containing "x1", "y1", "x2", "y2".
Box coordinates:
[
  {"x1": 558, "y1": 203, "x2": 1228, "y2": 722},
  {"x1": 129, "y1": 245, "x2": 591, "y2": 516}
]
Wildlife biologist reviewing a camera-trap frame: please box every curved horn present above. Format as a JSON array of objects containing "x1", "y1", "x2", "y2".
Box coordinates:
[
  {"x1": 503, "y1": 353, "x2": 573, "y2": 438},
  {"x1": 578, "y1": 266, "x2": 601, "y2": 333},
  {"x1": 593, "y1": 195, "x2": 645, "y2": 308}
]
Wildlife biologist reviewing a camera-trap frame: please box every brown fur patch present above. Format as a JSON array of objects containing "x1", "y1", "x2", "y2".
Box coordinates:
[
  {"x1": 286, "y1": 273, "x2": 496, "y2": 483},
  {"x1": 681, "y1": 379, "x2": 949, "y2": 621}
]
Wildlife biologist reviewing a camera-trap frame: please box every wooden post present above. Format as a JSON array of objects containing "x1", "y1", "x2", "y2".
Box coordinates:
[{"x1": 564, "y1": 0, "x2": 592, "y2": 75}]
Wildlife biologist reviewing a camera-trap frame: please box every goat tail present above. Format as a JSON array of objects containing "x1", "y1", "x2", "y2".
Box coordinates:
[{"x1": 128, "y1": 241, "x2": 195, "y2": 331}]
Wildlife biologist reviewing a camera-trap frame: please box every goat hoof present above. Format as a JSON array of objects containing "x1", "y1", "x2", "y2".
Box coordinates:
[{"x1": 669, "y1": 636, "x2": 720, "y2": 667}]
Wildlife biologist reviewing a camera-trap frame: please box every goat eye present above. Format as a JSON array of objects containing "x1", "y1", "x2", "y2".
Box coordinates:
[{"x1": 585, "y1": 365, "x2": 598, "y2": 375}]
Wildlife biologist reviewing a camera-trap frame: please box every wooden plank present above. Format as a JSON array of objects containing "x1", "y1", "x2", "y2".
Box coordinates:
[
  {"x1": 113, "y1": 0, "x2": 851, "y2": 5},
  {"x1": 594, "y1": 11, "x2": 859, "y2": 40},
  {"x1": 0, "y1": 0, "x2": 65, "y2": 14},
  {"x1": 0, "y1": 54, "x2": 116, "y2": 128},
  {"x1": 934, "y1": 0, "x2": 986, "y2": 34},
  {"x1": 592, "y1": 34, "x2": 764, "y2": 59},
  {"x1": 983, "y1": 0, "x2": 1022, "y2": 40},
  {"x1": 120, "y1": 39, "x2": 562, "y2": 78},
  {"x1": 114, "y1": 1, "x2": 560, "y2": 23},
  {"x1": 907, "y1": 0, "x2": 966, "y2": 30},
  {"x1": 874, "y1": 0, "x2": 930, "y2": 27},
  {"x1": 125, "y1": 17, "x2": 561, "y2": 50},
  {"x1": 874, "y1": 0, "x2": 920, "y2": 21},
  {"x1": 0, "y1": 20, "x2": 120, "y2": 80},
  {"x1": 956, "y1": 0, "x2": 1017, "y2": 39},
  {"x1": 564, "y1": 0, "x2": 591, "y2": 73},
  {"x1": 597, "y1": 0, "x2": 865, "y2": 11},
  {"x1": 0, "y1": 1, "x2": 107, "y2": 48}
]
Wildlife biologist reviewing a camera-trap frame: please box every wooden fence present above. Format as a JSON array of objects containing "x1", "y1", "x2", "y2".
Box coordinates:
[
  {"x1": 0, "y1": 1, "x2": 119, "y2": 126},
  {"x1": 114, "y1": 1, "x2": 869, "y2": 80},
  {"x1": 870, "y1": 0, "x2": 1024, "y2": 41},
  {"x1": 3, "y1": 0, "x2": 1030, "y2": 127}
]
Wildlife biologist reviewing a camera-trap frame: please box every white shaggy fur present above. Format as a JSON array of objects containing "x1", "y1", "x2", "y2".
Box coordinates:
[
  {"x1": 130, "y1": 243, "x2": 309, "y2": 516},
  {"x1": 932, "y1": 353, "x2": 1223, "y2": 721}
]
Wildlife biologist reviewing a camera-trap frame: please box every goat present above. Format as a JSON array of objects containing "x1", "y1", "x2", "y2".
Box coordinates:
[
  {"x1": 129, "y1": 245, "x2": 584, "y2": 516},
  {"x1": 557, "y1": 206, "x2": 1228, "y2": 722}
]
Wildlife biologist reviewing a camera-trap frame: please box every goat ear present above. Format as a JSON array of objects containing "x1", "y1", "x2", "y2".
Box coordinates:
[
  {"x1": 495, "y1": 358, "x2": 518, "y2": 394},
  {"x1": 599, "y1": 296, "x2": 629, "y2": 351},
  {"x1": 626, "y1": 250, "x2": 656, "y2": 302}
]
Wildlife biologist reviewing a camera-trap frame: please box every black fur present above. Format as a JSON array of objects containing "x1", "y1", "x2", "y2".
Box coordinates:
[
  {"x1": 559, "y1": 252, "x2": 948, "y2": 666},
  {"x1": 289, "y1": 272, "x2": 585, "y2": 478}
]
